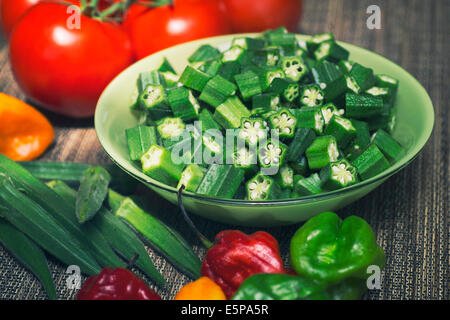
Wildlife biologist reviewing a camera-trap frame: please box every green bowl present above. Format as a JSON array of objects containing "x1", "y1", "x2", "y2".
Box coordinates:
[{"x1": 95, "y1": 34, "x2": 434, "y2": 227}]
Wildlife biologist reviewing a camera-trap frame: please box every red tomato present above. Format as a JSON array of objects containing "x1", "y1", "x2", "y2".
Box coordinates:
[
  {"x1": 123, "y1": 0, "x2": 232, "y2": 60},
  {"x1": 0, "y1": 0, "x2": 117, "y2": 38},
  {"x1": 223, "y1": 0, "x2": 302, "y2": 33},
  {"x1": 9, "y1": 2, "x2": 134, "y2": 118}
]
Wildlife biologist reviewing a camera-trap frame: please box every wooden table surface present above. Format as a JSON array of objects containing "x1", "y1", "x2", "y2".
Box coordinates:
[{"x1": 0, "y1": 0, "x2": 448, "y2": 300}]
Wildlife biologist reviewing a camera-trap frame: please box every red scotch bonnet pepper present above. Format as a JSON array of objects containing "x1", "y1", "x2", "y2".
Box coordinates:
[
  {"x1": 201, "y1": 230, "x2": 286, "y2": 299},
  {"x1": 76, "y1": 267, "x2": 161, "y2": 300}
]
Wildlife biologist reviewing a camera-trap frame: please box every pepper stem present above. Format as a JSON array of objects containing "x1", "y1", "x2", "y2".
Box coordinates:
[{"x1": 177, "y1": 185, "x2": 213, "y2": 249}]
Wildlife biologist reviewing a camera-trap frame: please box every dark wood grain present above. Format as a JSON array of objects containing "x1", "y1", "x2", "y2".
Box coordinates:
[{"x1": 0, "y1": 0, "x2": 448, "y2": 300}]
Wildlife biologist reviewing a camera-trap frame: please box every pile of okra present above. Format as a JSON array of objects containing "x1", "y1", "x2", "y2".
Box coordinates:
[{"x1": 126, "y1": 28, "x2": 405, "y2": 201}]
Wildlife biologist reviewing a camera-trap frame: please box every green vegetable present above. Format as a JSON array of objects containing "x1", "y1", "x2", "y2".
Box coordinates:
[
  {"x1": 252, "y1": 93, "x2": 280, "y2": 111},
  {"x1": 196, "y1": 164, "x2": 245, "y2": 199},
  {"x1": 199, "y1": 74, "x2": 237, "y2": 107},
  {"x1": 198, "y1": 109, "x2": 222, "y2": 132},
  {"x1": 320, "y1": 102, "x2": 344, "y2": 125},
  {"x1": 188, "y1": 44, "x2": 221, "y2": 63},
  {"x1": 252, "y1": 65, "x2": 285, "y2": 91},
  {"x1": 232, "y1": 273, "x2": 323, "y2": 300},
  {"x1": 246, "y1": 173, "x2": 281, "y2": 200},
  {"x1": 314, "y1": 41, "x2": 349, "y2": 62},
  {"x1": 275, "y1": 165, "x2": 295, "y2": 189},
  {"x1": 234, "y1": 71, "x2": 262, "y2": 100},
  {"x1": 295, "y1": 107, "x2": 325, "y2": 134},
  {"x1": 290, "y1": 211, "x2": 385, "y2": 284},
  {"x1": 0, "y1": 176, "x2": 101, "y2": 275},
  {"x1": 349, "y1": 63, "x2": 376, "y2": 91},
  {"x1": 167, "y1": 87, "x2": 200, "y2": 121},
  {"x1": 141, "y1": 144, "x2": 184, "y2": 186},
  {"x1": 137, "y1": 71, "x2": 165, "y2": 93},
  {"x1": 351, "y1": 144, "x2": 390, "y2": 180},
  {"x1": 222, "y1": 45, "x2": 245, "y2": 62},
  {"x1": 110, "y1": 191, "x2": 201, "y2": 279},
  {"x1": 49, "y1": 182, "x2": 165, "y2": 286},
  {"x1": 76, "y1": 166, "x2": 111, "y2": 224},
  {"x1": 305, "y1": 135, "x2": 340, "y2": 169},
  {"x1": 299, "y1": 84, "x2": 324, "y2": 107},
  {"x1": 324, "y1": 115, "x2": 357, "y2": 149},
  {"x1": 307, "y1": 32, "x2": 335, "y2": 53},
  {"x1": 286, "y1": 128, "x2": 316, "y2": 162},
  {"x1": 232, "y1": 37, "x2": 265, "y2": 51},
  {"x1": 217, "y1": 61, "x2": 241, "y2": 81},
  {"x1": 267, "y1": 78, "x2": 300, "y2": 102},
  {"x1": 158, "y1": 57, "x2": 176, "y2": 74},
  {"x1": 126, "y1": 125, "x2": 158, "y2": 161},
  {"x1": 345, "y1": 93, "x2": 384, "y2": 119},
  {"x1": 290, "y1": 156, "x2": 309, "y2": 176},
  {"x1": 139, "y1": 84, "x2": 167, "y2": 110},
  {"x1": 294, "y1": 173, "x2": 322, "y2": 196},
  {"x1": 371, "y1": 129, "x2": 404, "y2": 162},
  {"x1": 0, "y1": 219, "x2": 57, "y2": 299},
  {"x1": 319, "y1": 159, "x2": 358, "y2": 190},
  {"x1": 213, "y1": 96, "x2": 251, "y2": 129},
  {"x1": 177, "y1": 164, "x2": 205, "y2": 192},
  {"x1": 258, "y1": 139, "x2": 287, "y2": 170},
  {"x1": 311, "y1": 60, "x2": 347, "y2": 101},
  {"x1": 179, "y1": 65, "x2": 211, "y2": 91},
  {"x1": 279, "y1": 56, "x2": 308, "y2": 82},
  {"x1": 268, "y1": 108, "x2": 297, "y2": 138}
]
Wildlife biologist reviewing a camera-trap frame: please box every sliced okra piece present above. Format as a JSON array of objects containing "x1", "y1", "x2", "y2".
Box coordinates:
[
  {"x1": 258, "y1": 139, "x2": 287, "y2": 170},
  {"x1": 275, "y1": 165, "x2": 295, "y2": 189},
  {"x1": 295, "y1": 107, "x2": 325, "y2": 134},
  {"x1": 306, "y1": 32, "x2": 335, "y2": 53},
  {"x1": 349, "y1": 63, "x2": 376, "y2": 91},
  {"x1": 365, "y1": 86, "x2": 394, "y2": 109},
  {"x1": 202, "y1": 59, "x2": 223, "y2": 77},
  {"x1": 252, "y1": 93, "x2": 280, "y2": 112},
  {"x1": 157, "y1": 117, "x2": 185, "y2": 141},
  {"x1": 294, "y1": 173, "x2": 322, "y2": 196},
  {"x1": 232, "y1": 147, "x2": 258, "y2": 171},
  {"x1": 198, "y1": 109, "x2": 222, "y2": 132},
  {"x1": 167, "y1": 87, "x2": 200, "y2": 121},
  {"x1": 213, "y1": 96, "x2": 251, "y2": 129},
  {"x1": 345, "y1": 93, "x2": 384, "y2": 119},
  {"x1": 338, "y1": 60, "x2": 354, "y2": 74},
  {"x1": 268, "y1": 32, "x2": 297, "y2": 50},
  {"x1": 141, "y1": 144, "x2": 184, "y2": 186},
  {"x1": 158, "y1": 57, "x2": 176, "y2": 74},
  {"x1": 311, "y1": 60, "x2": 347, "y2": 101},
  {"x1": 268, "y1": 108, "x2": 297, "y2": 138},
  {"x1": 217, "y1": 61, "x2": 241, "y2": 81},
  {"x1": 202, "y1": 131, "x2": 224, "y2": 164},
  {"x1": 344, "y1": 120, "x2": 371, "y2": 161},
  {"x1": 199, "y1": 74, "x2": 237, "y2": 107},
  {"x1": 196, "y1": 164, "x2": 245, "y2": 199},
  {"x1": 267, "y1": 78, "x2": 300, "y2": 103},
  {"x1": 160, "y1": 71, "x2": 179, "y2": 88},
  {"x1": 177, "y1": 164, "x2": 205, "y2": 192},
  {"x1": 137, "y1": 71, "x2": 165, "y2": 93},
  {"x1": 252, "y1": 47, "x2": 281, "y2": 66},
  {"x1": 351, "y1": 144, "x2": 390, "y2": 180},
  {"x1": 238, "y1": 117, "x2": 267, "y2": 146},
  {"x1": 126, "y1": 125, "x2": 158, "y2": 161},
  {"x1": 166, "y1": 133, "x2": 195, "y2": 165},
  {"x1": 290, "y1": 156, "x2": 309, "y2": 176},
  {"x1": 305, "y1": 135, "x2": 340, "y2": 170},
  {"x1": 324, "y1": 115, "x2": 357, "y2": 149},
  {"x1": 252, "y1": 65, "x2": 285, "y2": 91},
  {"x1": 246, "y1": 174, "x2": 282, "y2": 201},
  {"x1": 367, "y1": 108, "x2": 397, "y2": 133},
  {"x1": 179, "y1": 65, "x2": 211, "y2": 92},
  {"x1": 286, "y1": 128, "x2": 316, "y2": 162},
  {"x1": 371, "y1": 129, "x2": 404, "y2": 162},
  {"x1": 188, "y1": 44, "x2": 222, "y2": 63},
  {"x1": 314, "y1": 41, "x2": 349, "y2": 62},
  {"x1": 299, "y1": 84, "x2": 324, "y2": 107},
  {"x1": 320, "y1": 102, "x2": 345, "y2": 125},
  {"x1": 320, "y1": 159, "x2": 358, "y2": 190},
  {"x1": 278, "y1": 56, "x2": 308, "y2": 82},
  {"x1": 139, "y1": 84, "x2": 167, "y2": 110},
  {"x1": 376, "y1": 74, "x2": 399, "y2": 98},
  {"x1": 345, "y1": 74, "x2": 361, "y2": 94},
  {"x1": 222, "y1": 45, "x2": 246, "y2": 63},
  {"x1": 263, "y1": 27, "x2": 288, "y2": 39},
  {"x1": 232, "y1": 37, "x2": 265, "y2": 51},
  {"x1": 234, "y1": 71, "x2": 262, "y2": 100}
]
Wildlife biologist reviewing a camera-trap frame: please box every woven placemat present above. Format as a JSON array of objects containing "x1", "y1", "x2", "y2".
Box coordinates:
[{"x1": 0, "y1": 0, "x2": 448, "y2": 300}]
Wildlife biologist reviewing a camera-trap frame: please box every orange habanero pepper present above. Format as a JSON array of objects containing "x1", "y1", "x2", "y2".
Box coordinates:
[
  {"x1": 174, "y1": 277, "x2": 227, "y2": 300},
  {"x1": 0, "y1": 93, "x2": 54, "y2": 161}
]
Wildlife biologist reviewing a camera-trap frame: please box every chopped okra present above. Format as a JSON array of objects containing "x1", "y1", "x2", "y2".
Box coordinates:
[
  {"x1": 246, "y1": 174, "x2": 281, "y2": 201},
  {"x1": 320, "y1": 159, "x2": 358, "y2": 190},
  {"x1": 126, "y1": 30, "x2": 403, "y2": 200},
  {"x1": 268, "y1": 108, "x2": 297, "y2": 138},
  {"x1": 238, "y1": 118, "x2": 266, "y2": 146},
  {"x1": 299, "y1": 84, "x2": 325, "y2": 107}
]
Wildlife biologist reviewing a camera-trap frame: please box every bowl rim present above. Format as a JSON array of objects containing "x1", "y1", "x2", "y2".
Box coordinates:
[{"x1": 95, "y1": 33, "x2": 435, "y2": 207}]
